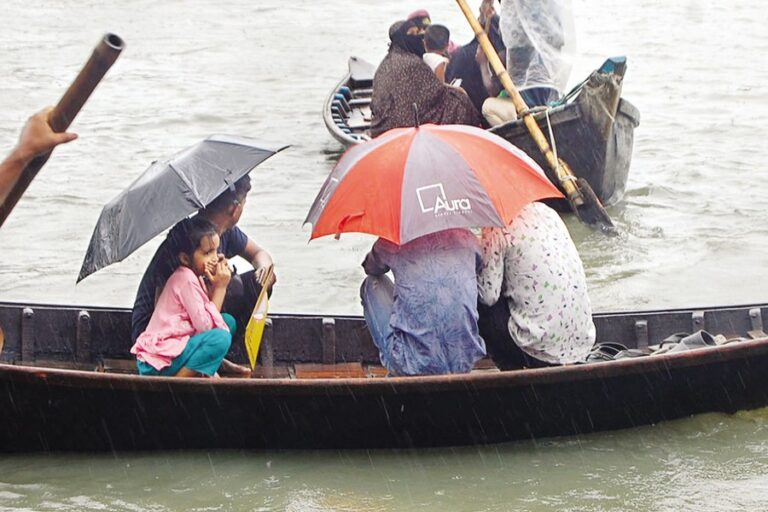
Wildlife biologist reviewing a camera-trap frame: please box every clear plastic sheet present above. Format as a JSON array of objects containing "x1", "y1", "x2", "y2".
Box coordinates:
[{"x1": 499, "y1": 0, "x2": 576, "y2": 94}]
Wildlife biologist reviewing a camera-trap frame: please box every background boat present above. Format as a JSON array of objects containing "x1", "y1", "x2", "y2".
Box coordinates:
[
  {"x1": 323, "y1": 56, "x2": 640, "y2": 206},
  {"x1": 1, "y1": 300, "x2": 766, "y2": 452}
]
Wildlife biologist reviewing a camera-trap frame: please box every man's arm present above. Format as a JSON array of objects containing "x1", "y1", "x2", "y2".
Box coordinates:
[
  {"x1": 475, "y1": 46, "x2": 503, "y2": 98},
  {"x1": 0, "y1": 107, "x2": 78, "y2": 205},
  {"x1": 477, "y1": 227, "x2": 506, "y2": 306},
  {"x1": 362, "y1": 239, "x2": 390, "y2": 276},
  {"x1": 239, "y1": 238, "x2": 275, "y2": 287}
]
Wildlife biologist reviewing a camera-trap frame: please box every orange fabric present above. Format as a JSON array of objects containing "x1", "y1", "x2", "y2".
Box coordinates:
[{"x1": 311, "y1": 131, "x2": 414, "y2": 244}]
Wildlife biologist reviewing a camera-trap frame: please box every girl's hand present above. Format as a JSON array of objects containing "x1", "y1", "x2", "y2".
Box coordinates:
[{"x1": 206, "y1": 258, "x2": 232, "y2": 290}]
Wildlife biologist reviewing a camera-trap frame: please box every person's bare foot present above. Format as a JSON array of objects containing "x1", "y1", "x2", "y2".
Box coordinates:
[{"x1": 218, "y1": 358, "x2": 251, "y2": 377}]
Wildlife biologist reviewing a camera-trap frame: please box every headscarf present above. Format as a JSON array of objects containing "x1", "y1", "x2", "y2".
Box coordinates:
[
  {"x1": 371, "y1": 24, "x2": 482, "y2": 137},
  {"x1": 389, "y1": 19, "x2": 426, "y2": 58},
  {"x1": 407, "y1": 9, "x2": 431, "y2": 31}
]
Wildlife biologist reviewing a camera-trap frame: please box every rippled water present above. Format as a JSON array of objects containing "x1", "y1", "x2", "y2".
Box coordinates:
[
  {"x1": 1, "y1": 0, "x2": 767, "y2": 510},
  {"x1": 2, "y1": 410, "x2": 768, "y2": 511}
]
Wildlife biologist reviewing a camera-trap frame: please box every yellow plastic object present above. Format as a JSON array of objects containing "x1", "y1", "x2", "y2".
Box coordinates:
[
  {"x1": 245, "y1": 296, "x2": 269, "y2": 369},
  {"x1": 244, "y1": 265, "x2": 274, "y2": 369}
]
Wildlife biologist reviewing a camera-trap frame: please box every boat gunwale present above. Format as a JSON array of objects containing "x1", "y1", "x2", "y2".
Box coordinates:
[
  {"x1": 2, "y1": 335, "x2": 766, "y2": 395},
  {"x1": 3, "y1": 298, "x2": 766, "y2": 321},
  {"x1": 322, "y1": 68, "x2": 354, "y2": 144}
]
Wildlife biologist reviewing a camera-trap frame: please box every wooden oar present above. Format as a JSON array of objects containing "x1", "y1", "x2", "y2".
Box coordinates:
[
  {"x1": 244, "y1": 265, "x2": 274, "y2": 370},
  {"x1": 454, "y1": 0, "x2": 616, "y2": 234},
  {"x1": 0, "y1": 33, "x2": 124, "y2": 227}
]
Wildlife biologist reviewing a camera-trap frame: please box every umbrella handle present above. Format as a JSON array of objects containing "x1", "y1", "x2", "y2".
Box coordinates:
[
  {"x1": 334, "y1": 211, "x2": 364, "y2": 240},
  {"x1": 0, "y1": 33, "x2": 124, "y2": 227}
]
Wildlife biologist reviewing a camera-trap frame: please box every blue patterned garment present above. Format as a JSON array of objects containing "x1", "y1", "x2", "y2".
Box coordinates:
[{"x1": 361, "y1": 229, "x2": 486, "y2": 375}]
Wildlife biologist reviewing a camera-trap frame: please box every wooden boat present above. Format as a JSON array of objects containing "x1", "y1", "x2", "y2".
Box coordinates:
[
  {"x1": 323, "y1": 56, "x2": 640, "y2": 206},
  {"x1": 1, "y1": 299, "x2": 768, "y2": 452}
]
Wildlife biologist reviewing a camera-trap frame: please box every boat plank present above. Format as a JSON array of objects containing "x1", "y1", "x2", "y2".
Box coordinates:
[{"x1": 295, "y1": 362, "x2": 366, "y2": 379}]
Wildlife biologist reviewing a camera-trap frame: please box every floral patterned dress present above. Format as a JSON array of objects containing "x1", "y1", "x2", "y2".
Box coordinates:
[{"x1": 477, "y1": 202, "x2": 595, "y2": 364}]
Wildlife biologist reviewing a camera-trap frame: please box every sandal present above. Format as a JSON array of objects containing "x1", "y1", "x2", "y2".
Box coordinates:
[
  {"x1": 585, "y1": 342, "x2": 630, "y2": 363},
  {"x1": 613, "y1": 347, "x2": 652, "y2": 360},
  {"x1": 650, "y1": 332, "x2": 691, "y2": 356},
  {"x1": 665, "y1": 330, "x2": 717, "y2": 354}
]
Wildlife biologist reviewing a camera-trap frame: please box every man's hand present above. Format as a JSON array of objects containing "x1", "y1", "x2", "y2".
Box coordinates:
[
  {"x1": 1, "y1": 107, "x2": 79, "y2": 205},
  {"x1": 15, "y1": 107, "x2": 78, "y2": 163},
  {"x1": 254, "y1": 264, "x2": 276, "y2": 289},
  {"x1": 479, "y1": 0, "x2": 496, "y2": 26}
]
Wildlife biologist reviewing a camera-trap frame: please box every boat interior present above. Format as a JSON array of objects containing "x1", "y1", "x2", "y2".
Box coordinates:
[{"x1": 1, "y1": 301, "x2": 767, "y2": 379}]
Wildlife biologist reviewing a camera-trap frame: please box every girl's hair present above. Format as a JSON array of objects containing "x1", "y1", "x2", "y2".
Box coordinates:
[{"x1": 167, "y1": 215, "x2": 218, "y2": 261}]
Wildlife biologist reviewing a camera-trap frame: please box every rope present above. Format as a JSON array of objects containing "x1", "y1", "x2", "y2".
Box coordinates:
[
  {"x1": 544, "y1": 106, "x2": 576, "y2": 183},
  {"x1": 518, "y1": 105, "x2": 548, "y2": 118},
  {"x1": 548, "y1": 72, "x2": 592, "y2": 108}
]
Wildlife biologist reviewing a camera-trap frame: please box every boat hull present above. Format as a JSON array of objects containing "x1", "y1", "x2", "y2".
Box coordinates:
[
  {"x1": 1, "y1": 341, "x2": 767, "y2": 451},
  {"x1": 0, "y1": 301, "x2": 766, "y2": 451}
]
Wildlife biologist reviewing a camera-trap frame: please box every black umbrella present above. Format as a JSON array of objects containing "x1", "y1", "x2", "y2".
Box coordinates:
[{"x1": 77, "y1": 134, "x2": 288, "y2": 282}]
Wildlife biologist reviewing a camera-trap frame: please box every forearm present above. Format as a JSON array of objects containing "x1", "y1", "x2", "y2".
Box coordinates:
[
  {"x1": 477, "y1": 229, "x2": 505, "y2": 305},
  {"x1": 477, "y1": 271, "x2": 502, "y2": 305},
  {"x1": 0, "y1": 148, "x2": 31, "y2": 205},
  {"x1": 209, "y1": 286, "x2": 227, "y2": 312},
  {"x1": 250, "y1": 248, "x2": 273, "y2": 270},
  {"x1": 479, "y1": 62, "x2": 502, "y2": 97},
  {"x1": 1, "y1": 108, "x2": 77, "y2": 206}
]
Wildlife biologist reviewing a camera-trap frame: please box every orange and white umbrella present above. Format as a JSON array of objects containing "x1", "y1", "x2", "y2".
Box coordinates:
[{"x1": 305, "y1": 123, "x2": 563, "y2": 244}]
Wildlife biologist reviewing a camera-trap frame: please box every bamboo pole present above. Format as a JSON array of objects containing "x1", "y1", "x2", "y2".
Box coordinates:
[{"x1": 455, "y1": 0, "x2": 615, "y2": 232}]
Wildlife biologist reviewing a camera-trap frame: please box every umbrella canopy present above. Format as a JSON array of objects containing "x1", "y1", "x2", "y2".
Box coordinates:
[
  {"x1": 305, "y1": 123, "x2": 563, "y2": 244},
  {"x1": 78, "y1": 134, "x2": 288, "y2": 282}
]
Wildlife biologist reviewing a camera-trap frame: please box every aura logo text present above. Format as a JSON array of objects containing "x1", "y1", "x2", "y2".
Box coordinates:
[{"x1": 416, "y1": 183, "x2": 472, "y2": 216}]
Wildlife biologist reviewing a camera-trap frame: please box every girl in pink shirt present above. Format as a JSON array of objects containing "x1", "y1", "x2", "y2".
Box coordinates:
[{"x1": 131, "y1": 217, "x2": 235, "y2": 377}]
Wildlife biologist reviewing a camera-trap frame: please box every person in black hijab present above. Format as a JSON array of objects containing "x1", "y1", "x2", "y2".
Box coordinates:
[
  {"x1": 389, "y1": 19, "x2": 426, "y2": 57},
  {"x1": 371, "y1": 21, "x2": 481, "y2": 137},
  {"x1": 370, "y1": 20, "x2": 481, "y2": 138}
]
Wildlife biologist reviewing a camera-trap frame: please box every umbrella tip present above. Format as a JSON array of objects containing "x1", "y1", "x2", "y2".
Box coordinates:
[{"x1": 412, "y1": 103, "x2": 420, "y2": 128}]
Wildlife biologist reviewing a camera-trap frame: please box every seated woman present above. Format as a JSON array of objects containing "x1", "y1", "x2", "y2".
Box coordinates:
[
  {"x1": 370, "y1": 19, "x2": 481, "y2": 137},
  {"x1": 131, "y1": 217, "x2": 235, "y2": 377},
  {"x1": 477, "y1": 202, "x2": 595, "y2": 369},
  {"x1": 360, "y1": 229, "x2": 486, "y2": 376}
]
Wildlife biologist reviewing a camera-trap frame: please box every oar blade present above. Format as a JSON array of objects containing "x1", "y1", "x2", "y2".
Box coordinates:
[
  {"x1": 572, "y1": 177, "x2": 618, "y2": 235},
  {"x1": 244, "y1": 297, "x2": 269, "y2": 369}
]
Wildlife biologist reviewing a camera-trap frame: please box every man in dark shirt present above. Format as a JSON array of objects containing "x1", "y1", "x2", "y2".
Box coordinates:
[
  {"x1": 445, "y1": 15, "x2": 507, "y2": 125},
  {"x1": 130, "y1": 176, "x2": 275, "y2": 362}
]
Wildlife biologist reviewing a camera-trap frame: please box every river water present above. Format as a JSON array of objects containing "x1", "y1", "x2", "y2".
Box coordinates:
[{"x1": 1, "y1": 0, "x2": 767, "y2": 510}]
